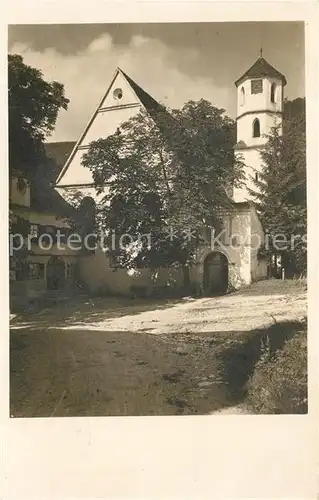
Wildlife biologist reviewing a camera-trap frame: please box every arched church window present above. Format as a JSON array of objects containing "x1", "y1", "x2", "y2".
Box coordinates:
[
  {"x1": 270, "y1": 83, "x2": 276, "y2": 103},
  {"x1": 240, "y1": 87, "x2": 245, "y2": 106},
  {"x1": 253, "y1": 118, "x2": 261, "y2": 138}
]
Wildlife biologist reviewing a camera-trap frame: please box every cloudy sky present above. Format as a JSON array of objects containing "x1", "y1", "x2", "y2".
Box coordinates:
[{"x1": 9, "y1": 22, "x2": 305, "y2": 142}]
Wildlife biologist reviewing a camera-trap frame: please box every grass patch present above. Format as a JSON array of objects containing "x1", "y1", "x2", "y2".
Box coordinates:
[
  {"x1": 246, "y1": 322, "x2": 307, "y2": 414},
  {"x1": 290, "y1": 276, "x2": 307, "y2": 291}
]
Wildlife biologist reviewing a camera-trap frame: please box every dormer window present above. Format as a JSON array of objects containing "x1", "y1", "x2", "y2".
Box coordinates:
[
  {"x1": 253, "y1": 118, "x2": 261, "y2": 138},
  {"x1": 270, "y1": 83, "x2": 276, "y2": 103},
  {"x1": 251, "y1": 79, "x2": 263, "y2": 94}
]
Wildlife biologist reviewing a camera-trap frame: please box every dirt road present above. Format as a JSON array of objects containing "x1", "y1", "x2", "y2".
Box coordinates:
[{"x1": 10, "y1": 280, "x2": 306, "y2": 417}]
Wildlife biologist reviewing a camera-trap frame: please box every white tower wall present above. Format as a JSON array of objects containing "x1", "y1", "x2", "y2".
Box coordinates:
[
  {"x1": 234, "y1": 73, "x2": 285, "y2": 203},
  {"x1": 237, "y1": 76, "x2": 284, "y2": 117}
]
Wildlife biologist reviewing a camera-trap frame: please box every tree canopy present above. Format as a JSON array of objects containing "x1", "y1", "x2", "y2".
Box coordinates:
[
  {"x1": 82, "y1": 99, "x2": 245, "y2": 272},
  {"x1": 251, "y1": 97, "x2": 306, "y2": 275},
  {"x1": 8, "y1": 53, "x2": 69, "y2": 179}
]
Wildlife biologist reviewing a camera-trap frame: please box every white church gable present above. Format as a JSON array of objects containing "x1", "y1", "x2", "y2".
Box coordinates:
[
  {"x1": 99, "y1": 70, "x2": 141, "y2": 108},
  {"x1": 55, "y1": 69, "x2": 144, "y2": 189}
]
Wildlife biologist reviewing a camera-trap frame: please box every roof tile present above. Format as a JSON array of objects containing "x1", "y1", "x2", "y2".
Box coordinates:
[{"x1": 235, "y1": 57, "x2": 287, "y2": 87}]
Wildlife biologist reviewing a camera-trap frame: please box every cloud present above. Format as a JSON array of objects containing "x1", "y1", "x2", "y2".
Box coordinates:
[
  {"x1": 10, "y1": 34, "x2": 233, "y2": 142},
  {"x1": 88, "y1": 34, "x2": 113, "y2": 52}
]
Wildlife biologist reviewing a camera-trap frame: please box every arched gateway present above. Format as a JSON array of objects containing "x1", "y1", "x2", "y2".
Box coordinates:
[{"x1": 203, "y1": 251, "x2": 229, "y2": 295}]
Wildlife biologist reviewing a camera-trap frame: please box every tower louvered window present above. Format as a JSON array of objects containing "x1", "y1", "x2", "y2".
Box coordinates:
[{"x1": 251, "y1": 79, "x2": 263, "y2": 94}]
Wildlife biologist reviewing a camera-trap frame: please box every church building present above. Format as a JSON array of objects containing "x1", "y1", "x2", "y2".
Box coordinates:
[{"x1": 52, "y1": 55, "x2": 287, "y2": 297}]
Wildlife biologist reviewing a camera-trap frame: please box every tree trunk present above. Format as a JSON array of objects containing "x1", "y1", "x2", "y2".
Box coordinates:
[{"x1": 182, "y1": 266, "x2": 190, "y2": 289}]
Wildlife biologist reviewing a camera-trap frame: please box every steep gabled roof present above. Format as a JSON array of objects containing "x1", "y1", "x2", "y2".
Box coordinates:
[
  {"x1": 44, "y1": 141, "x2": 76, "y2": 172},
  {"x1": 120, "y1": 70, "x2": 178, "y2": 140},
  {"x1": 235, "y1": 57, "x2": 287, "y2": 87},
  {"x1": 28, "y1": 143, "x2": 78, "y2": 216},
  {"x1": 55, "y1": 67, "x2": 172, "y2": 187},
  {"x1": 30, "y1": 181, "x2": 78, "y2": 217},
  {"x1": 121, "y1": 70, "x2": 166, "y2": 116}
]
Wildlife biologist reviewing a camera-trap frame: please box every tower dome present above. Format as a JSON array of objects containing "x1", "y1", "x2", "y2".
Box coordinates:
[{"x1": 235, "y1": 54, "x2": 287, "y2": 88}]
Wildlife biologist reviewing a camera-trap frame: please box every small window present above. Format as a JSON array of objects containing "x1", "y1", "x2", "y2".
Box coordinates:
[
  {"x1": 253, "y1": 118, "x2": 261, "y2": 138},
  {"x1": 30, "y1": 224, "x2": 38, "y2": 238},
  {"x1": 240, "y1": 87, "x2": 245, "y2": 106},
  {"x1": 17, "y1": 177, "x2": 27, "y2": 194},
  {"x1": 251, "y1": 79, "x2": 263, "y2": 94},
  {"x1": 113, "y1": 88, "x2": 123, "y2": 100},
  {"x1": 66, "y1": 263, "x2": 74, "y2": 278},
  {"x1": 15, "y1": 261, "x2": 28, "y2": 281},
  {"x1": 270, "y1": 83, "x2": 276, "y2": 103},
  {"x1": 29, "y1": 263, "x2": 45, "y2": 280}
]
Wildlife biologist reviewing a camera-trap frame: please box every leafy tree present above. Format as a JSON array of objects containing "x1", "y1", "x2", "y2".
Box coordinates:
[
  {"x1": 251, "y1": 98, "x2": 306, "y2": 276},
  {"x1": 82, "y1": 100, "x2": 244, "y2": 279},
  {"x1": 8, "y1": 54, "x2": 69, "y2": 179}
]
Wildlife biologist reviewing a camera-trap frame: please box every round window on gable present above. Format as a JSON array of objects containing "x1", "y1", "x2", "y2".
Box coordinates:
[{"x1": 113, "y1": 88, "x2": 123, "y2": 100}]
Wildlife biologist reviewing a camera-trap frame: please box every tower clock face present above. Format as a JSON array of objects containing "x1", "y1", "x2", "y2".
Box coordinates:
[{"x1": 113, "y1": 88, "x2": 123, "y2": 100}]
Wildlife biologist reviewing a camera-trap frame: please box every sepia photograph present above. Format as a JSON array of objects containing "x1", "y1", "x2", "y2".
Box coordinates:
[{"x1": 8, "y1": 21, "x2": 307, "y2": 418}]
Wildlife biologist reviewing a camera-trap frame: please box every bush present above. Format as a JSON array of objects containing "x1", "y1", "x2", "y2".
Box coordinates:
[
  {"x1": 247, "y1": 328, "x2": 307, "y2": 414},
  {"x1": 291, "y1": 275, "x2": 307, "y2": 291}
]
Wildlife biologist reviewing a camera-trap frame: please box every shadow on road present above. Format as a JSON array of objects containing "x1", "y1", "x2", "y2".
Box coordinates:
[
  {"x1": 10, "y1": 296, "x2": 189, "y2": 330},
  {"x1": 10, "y1": 318, "x2": 306, "y2": 418}
]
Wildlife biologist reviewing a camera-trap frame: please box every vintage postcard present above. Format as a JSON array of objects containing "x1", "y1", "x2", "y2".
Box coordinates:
[{"x1": 2, "y1": 2, "x2": 318, "y2": 499}]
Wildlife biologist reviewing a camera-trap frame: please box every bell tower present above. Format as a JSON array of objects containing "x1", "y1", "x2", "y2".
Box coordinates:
[{"x1": 233, "y1": 52, "x2": 287, "y2": 202}]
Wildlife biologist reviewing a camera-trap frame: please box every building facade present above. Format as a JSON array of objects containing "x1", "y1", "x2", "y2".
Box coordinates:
[
  {"x1": 9, "y1": 171, "x2": 80, "y2": 310},
  {"x1": 53, "y1": 56, "x2": 286, "y2": 296},
  {"x1": 12, "y1": 54, "x2": 285, "y2": 301}
]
